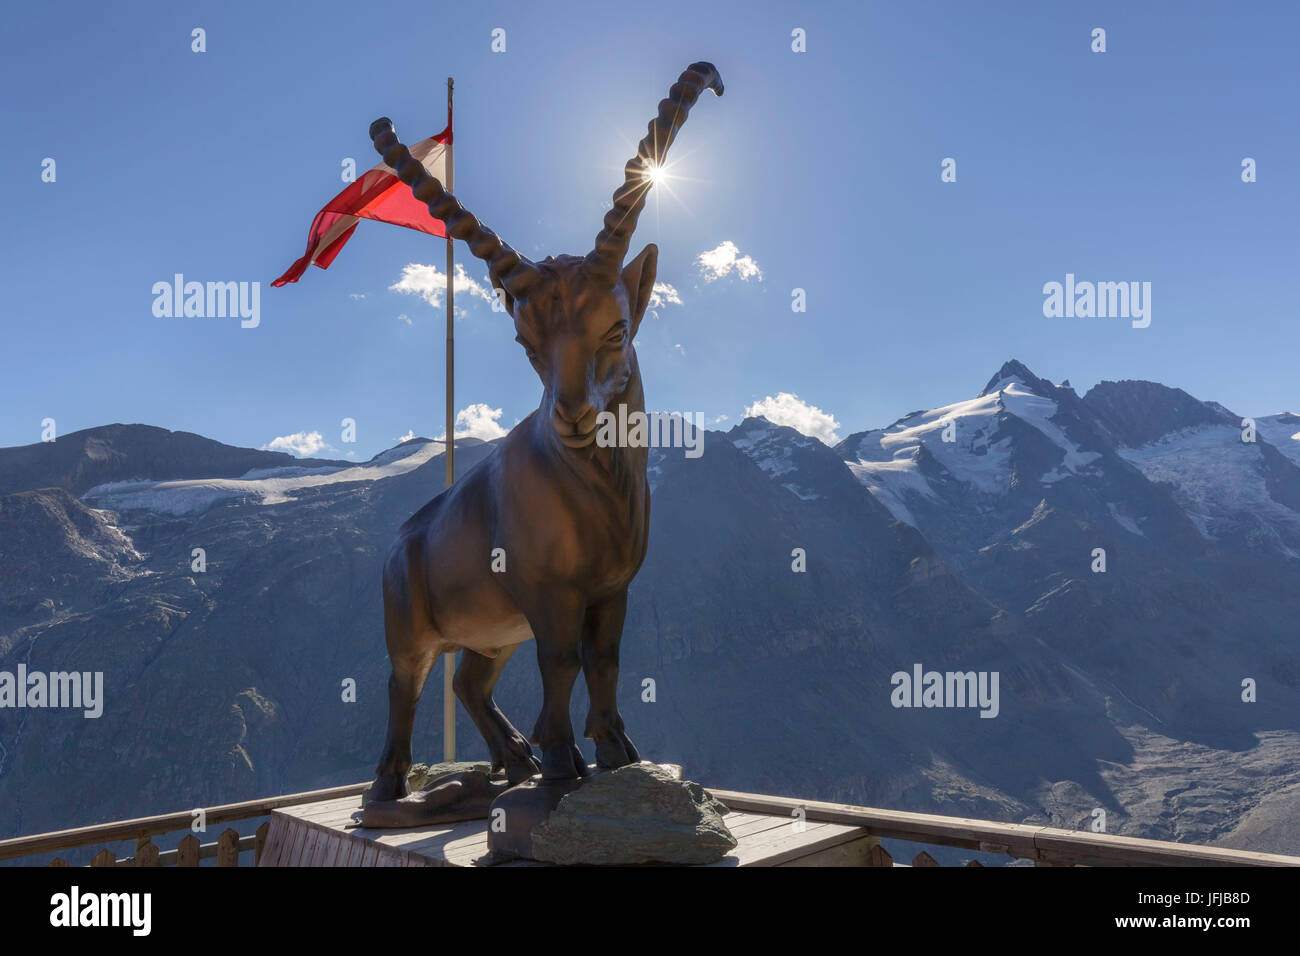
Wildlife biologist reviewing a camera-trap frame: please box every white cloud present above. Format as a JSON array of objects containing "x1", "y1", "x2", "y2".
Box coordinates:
[
  {"x1": 744, "y1": 393, "x2": 841, "y2": 445},
  {"x1": 648, "y1": 281, "x2": 682, "y2": 311},
  {"x1": 389, "y1": 262, "x2": 495, "y2": 314},
  {"x1": 396, "y1": 313, "x2": 412, "y2": 325},
  {"x1": 436, "y1": 403, "x2": 509, "y2": 442},
  {"x1": 350, "y1": 293, "x2": 367, "y2": 301},
  {"x1": 393, "y1": 429, "x2": 416, "y2": 444},
  {"x1": 262, "y1": 430, "x2": 335, "y2": 457},
  {"x1": 697, "y1": 240, "x2": 762, "y2": 283}
]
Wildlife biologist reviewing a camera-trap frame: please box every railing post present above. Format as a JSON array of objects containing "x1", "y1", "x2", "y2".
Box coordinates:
[
  {"x1": 136, "y1": 839, "x2": 160, "y2": 867},
  {"x1": 865, "y1": 844, "x2": 893, "y2": 867},
  {"x1": 176, "y1": 834, "x2": 200, "y2": 867},
  {"x1": 216, "y1": 828, "x2": 241, "y2": 867}
]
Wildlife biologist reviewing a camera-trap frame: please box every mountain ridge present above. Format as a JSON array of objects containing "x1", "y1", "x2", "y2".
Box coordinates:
[
  {"x1": 2, "y1": 360, "x2": 1298, "y2": 860},
  {"x1": 0, "y1": 423, "x2": 353, "y2": 499}
]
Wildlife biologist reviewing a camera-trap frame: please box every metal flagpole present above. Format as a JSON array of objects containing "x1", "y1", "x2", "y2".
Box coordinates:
[{"x1": 442, "y1": 76, "x2": 456, "y2": 763}]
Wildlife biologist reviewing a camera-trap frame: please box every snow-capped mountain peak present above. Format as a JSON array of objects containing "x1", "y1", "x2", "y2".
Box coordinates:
[{"x1": 838, "y1": 362, "x2": 1102, "y2": 523}]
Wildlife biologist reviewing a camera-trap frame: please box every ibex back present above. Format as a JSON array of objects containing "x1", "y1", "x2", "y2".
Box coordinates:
[{"x1": 368, "y1": 62, "x2": 724, "y2": 797}]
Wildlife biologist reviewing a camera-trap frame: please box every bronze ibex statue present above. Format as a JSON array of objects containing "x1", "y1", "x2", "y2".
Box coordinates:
[{"x1": 367, "y1": 62, "x2": 724, "y2": 800}]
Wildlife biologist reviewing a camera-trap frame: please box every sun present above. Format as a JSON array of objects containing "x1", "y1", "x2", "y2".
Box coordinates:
[
  {"x1": 623, "y1": 150, "x2": 704, "y2": 226},
  {"x1": 642, "y1": 163, "x2": 669, "y2": 186}
]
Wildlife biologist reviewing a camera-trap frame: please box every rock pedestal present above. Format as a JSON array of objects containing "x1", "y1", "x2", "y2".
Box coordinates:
[
  {"x1": 488, "y1": 762, "x2": 737, "y2": 865},
  {"x1": 358, "y1": 761, "x2": 508, "y2": 829}
]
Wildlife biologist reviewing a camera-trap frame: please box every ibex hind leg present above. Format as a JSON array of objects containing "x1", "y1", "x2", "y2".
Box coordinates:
[
  {"x1": 371, "y1": 598, "x2": 438, "y2": 804},
  {"x1": 453, "y1": 645, "x2": 540, "y2": 785}
]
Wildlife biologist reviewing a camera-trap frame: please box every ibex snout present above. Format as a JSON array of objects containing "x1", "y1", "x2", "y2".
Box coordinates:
[{"x1": 552, "y1": 395, "x2": 599, "y2": 447}]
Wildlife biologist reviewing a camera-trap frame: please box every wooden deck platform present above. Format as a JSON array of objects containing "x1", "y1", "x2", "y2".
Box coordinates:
[
  {"x1": 258, "y1": 794, "x2": 883, "y2": 867},
  {"x1": 8, "y1": 778, "x2": 1296, "y2": 867}
]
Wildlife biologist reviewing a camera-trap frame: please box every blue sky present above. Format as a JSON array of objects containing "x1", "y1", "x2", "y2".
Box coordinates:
[{"x1": 2, "y1": 0, "x2": 1296, "y2": 460}]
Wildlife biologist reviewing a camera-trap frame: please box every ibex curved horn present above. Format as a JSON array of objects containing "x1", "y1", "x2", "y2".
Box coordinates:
[
  {"x1": 585, "y1": 62, "x2": 725, "y2": 284},
  {"x1": 368, "y1": 118, "x2": 541, "y2": 299}
]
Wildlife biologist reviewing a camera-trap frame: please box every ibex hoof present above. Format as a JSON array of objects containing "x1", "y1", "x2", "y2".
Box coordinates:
[
  {"x1": 594, "y1": 729, "x2": 640, "y2": 770},
  {"x1": 367, "y1": 771, "x2": 409, "y2": 804},
  {"x1": 503, "y1": 753, "x2": 542, "y2": 785},
  {"x1": 540, "y1": 743, "x2": 591, "y2": 780}
]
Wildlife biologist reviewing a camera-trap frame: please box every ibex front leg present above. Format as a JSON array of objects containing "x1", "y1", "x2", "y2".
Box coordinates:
[
  {"x1": 526, "y1": 589, "x2": 590, "y2": 780},
  {"x1": 582, "y1": 592, "x2": 640, "y2": 769}
]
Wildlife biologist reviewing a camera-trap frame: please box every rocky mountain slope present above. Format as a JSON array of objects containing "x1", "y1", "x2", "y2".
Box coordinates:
[{"x1": 1, "y1": 362, "x2": 1298, "y2": 860}]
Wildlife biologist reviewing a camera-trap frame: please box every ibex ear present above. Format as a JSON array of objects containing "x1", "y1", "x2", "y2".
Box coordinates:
[{"x1": 620, "y1": 243, "x2": 658, "y2": 335}]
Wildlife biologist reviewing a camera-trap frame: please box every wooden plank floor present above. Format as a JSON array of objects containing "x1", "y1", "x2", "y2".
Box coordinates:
[{"x1": 258, "y1": 794, "x2": 879, "y2": 867}]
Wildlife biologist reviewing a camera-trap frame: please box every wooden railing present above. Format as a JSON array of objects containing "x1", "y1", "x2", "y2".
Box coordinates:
[
  {"x1": 2, "y1": 781, "x2": 1297, "y2": 867},
  {"x1": 708, "y1": 790, "x2": 1300, "y2": 867},
  {"x1": 0, "y1": 782, "x2": 371, "y2": 867}
]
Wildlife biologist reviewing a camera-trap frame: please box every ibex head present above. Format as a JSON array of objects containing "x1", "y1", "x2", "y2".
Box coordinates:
[
  {"x1": 369, "y1": 62, "x2": 724, "y2": 449},
  {"x1": 502, "y1": 250, "x2": 655, "y2": 448}
]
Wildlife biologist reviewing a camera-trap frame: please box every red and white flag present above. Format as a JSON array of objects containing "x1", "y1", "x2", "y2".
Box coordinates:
[{"x1": 273, "y1": 125, "x2": 451, "y2": 287}]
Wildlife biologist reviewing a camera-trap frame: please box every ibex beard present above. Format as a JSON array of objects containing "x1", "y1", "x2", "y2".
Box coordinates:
[{"x1": 368, "y1": 62, "x2": 724, "y2": 797}]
